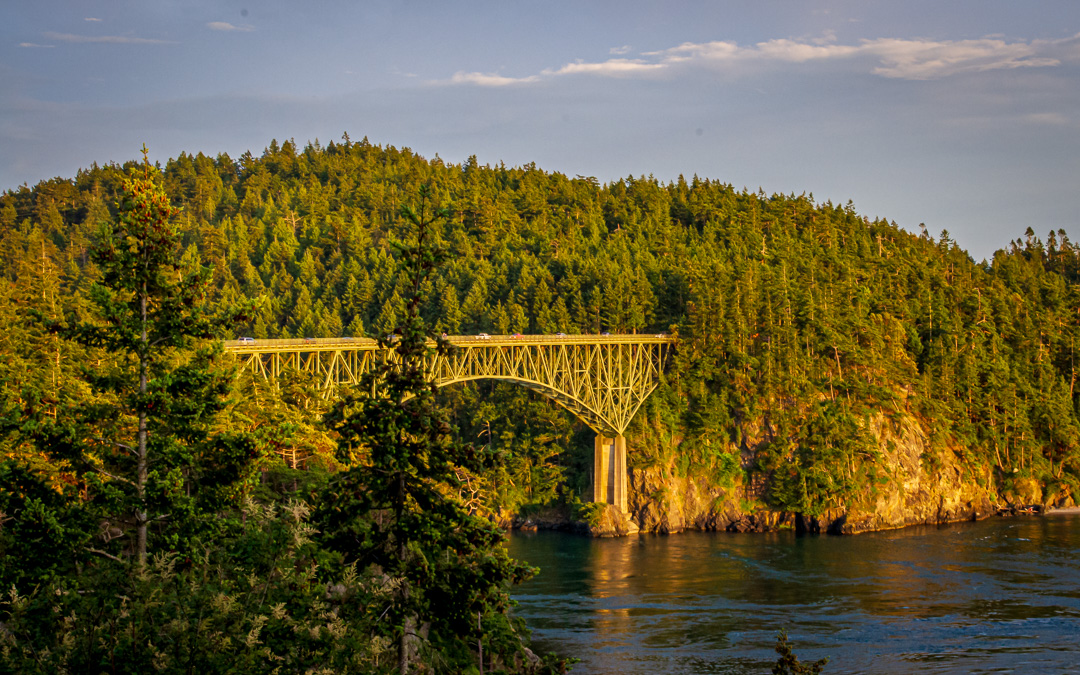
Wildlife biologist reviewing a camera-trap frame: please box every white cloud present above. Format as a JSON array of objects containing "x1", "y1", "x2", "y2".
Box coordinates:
[
  {"x1": 542, "y1": 58, "x2": 665, "y2": 77},
  {"x1": 864, "y1": 37, "x2": 1061, "y2": 79},
  {"x1": 441, "y1": 32, "x2": 1078, "y2": 87},
  {"x1": 609, "y1": 45, "x2": 631, "y2": 55},
  {"x1": 19, "y1": 42, "x2": 55, "y2": 48},
  {"x1": 207, "y1": 21, "x2": 254, "y2": 32},
  {"x1": 84, "y1": 17, "x2": 102, "y2": 22},
  {"x1": 1024, "y1": 112, "x2": 1070, "y2": 125},
  {"x1": 42, "y1": 31, "x2": 174, "y2": 45},
  {"x1": 645, "y1": 40, "x2": 739, "y2": 62},
  {"x1": 446, "y1": 71, "x2": 540, "y2": 87},
  {"x1": 751, "y1": 39, "x2": 859, "y2": 63},
  {"x1": 649, "y1": 35, "x2": 1068, "y2": 78}
]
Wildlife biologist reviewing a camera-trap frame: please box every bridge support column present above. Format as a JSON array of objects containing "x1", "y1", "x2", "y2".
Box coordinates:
[{"x1": 593, "y1": 434, "x2": 627, "y2": 513}]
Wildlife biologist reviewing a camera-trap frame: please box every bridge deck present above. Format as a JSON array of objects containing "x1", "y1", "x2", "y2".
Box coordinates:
[
  {"x1": 223, "y1": 333, "x2": 674, "y2": 353},
  {"x1": 223, "y1": 333, "x2": 675, "y2": 437}
]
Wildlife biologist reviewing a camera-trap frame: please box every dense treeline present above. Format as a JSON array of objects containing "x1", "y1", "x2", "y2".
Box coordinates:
[
  {"x1": 2, "y1": 135, "x2": 1079, "y2": 522},
  {"x1": 0, "y1": 162, "x2": 563, "y2": 674}
]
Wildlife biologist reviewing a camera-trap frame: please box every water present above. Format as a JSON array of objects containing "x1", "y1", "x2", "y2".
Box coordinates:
[{"x1": 507, "y1": 513, "x2": 1080, "y2": 674}]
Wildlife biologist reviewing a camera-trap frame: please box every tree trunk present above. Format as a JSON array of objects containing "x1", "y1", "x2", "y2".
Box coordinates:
[
  {"x1": 399, "y1": 616, "x2": 410, "y2": 675},
  {"x1": 478, "y1": 611, "x2": 485, "y2": 675},
  {"x1": 136, "y1": 285, "x2": 148, "y2": 567},
  {"x1": 398, "y1": 470, "x2": 410, "y2": 674}
]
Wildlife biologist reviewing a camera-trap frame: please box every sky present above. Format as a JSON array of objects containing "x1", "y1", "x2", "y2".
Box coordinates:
[{"x1": 3, "y1": 1, "x2": 1079, "y2": 261}]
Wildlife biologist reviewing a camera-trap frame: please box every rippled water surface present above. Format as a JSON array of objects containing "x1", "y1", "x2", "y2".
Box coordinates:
[{"x1": 507, "y1": 513, "x2": 1080, "y2": 674}]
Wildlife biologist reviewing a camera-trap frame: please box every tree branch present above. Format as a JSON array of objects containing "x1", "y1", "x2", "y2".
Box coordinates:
[
  {"x1": 86, "y1": 547, "x2": 125, "y2": 564},
  {"x1": 88, "y1": 437, "x2": 137, "y2": 455},
  {"x1": 95, "y1": 468, "x2": 137, "y2": 486}
]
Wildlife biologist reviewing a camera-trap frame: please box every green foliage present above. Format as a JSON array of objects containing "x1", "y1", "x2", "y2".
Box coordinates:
[
  {"x1": 0, "y1": 460, "x2": 97, "y2": 587},
  {"x1": 0, "y1": 499, "x2": 399, "y2": 674},
  {"x1": 2, "y1": 136, "x2": 1080, "y2": 541},
  {"x1": 319, "y1": 185, "x2": 539, "y2": 673},
  {"x1": 761, "y1": 402, "x2": 872, "y2": 515},
  {"x1": 1, "y1": 151, "x2": 256, "y2": 591},
  {"x1": 447, "y1": 382, "x2": 579, "y2": 515},
  {"x1": 571, "y1": 499, "x2": 606, "y2": 528},
  {"x1": 0, "y1": 163, "x2": 562, "y2": 674}
]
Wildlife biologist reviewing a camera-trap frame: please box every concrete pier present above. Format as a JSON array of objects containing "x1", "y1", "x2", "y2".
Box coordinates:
[{"x1": 593, "y1": 434, "x2": 627, "y2": 512}]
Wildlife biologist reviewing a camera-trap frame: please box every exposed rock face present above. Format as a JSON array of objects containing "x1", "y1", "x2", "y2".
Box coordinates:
[
  {"x1": 628, "y1": 465, "x2": 742, "y2": 534},
  {"x1": 625, "y1": 411, "x2": 1005, "y2": 536},
  {"x1": 513, "y1": 408, "x2": 1070, "y2": 538},
  {"x1": 588, "y1": 504, "x2": 640, "y2": 537},
  {"x1": 801, "y1": 413, "x2": 998, "y2": 534}
]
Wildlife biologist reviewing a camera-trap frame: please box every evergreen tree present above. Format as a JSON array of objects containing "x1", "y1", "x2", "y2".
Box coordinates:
[
  {"x1": 12, "y1": 148, "x2": 255, "y2": 573},
  {"x1": 320, "y1": 186, "x2": 535, "y2": 673}
]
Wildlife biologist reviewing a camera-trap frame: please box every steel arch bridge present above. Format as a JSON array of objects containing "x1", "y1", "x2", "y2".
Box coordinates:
[{"x1": 223, "y1": 333, "x2": 675, "y2": 511}]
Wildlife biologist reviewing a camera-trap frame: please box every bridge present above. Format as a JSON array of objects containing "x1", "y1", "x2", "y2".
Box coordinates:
[{"x1": 223, "y1": 334, "x2": 675, "y2": 513}]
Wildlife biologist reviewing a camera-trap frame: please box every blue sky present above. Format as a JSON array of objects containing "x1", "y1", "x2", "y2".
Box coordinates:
[{"x1": 3, "y1": 1, "x2": 1079, "y2": 261}]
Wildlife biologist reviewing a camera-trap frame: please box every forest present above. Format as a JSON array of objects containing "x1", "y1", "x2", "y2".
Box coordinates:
[{"x1": 0, "y1": 136, "x2": 1078, "y2": 670}]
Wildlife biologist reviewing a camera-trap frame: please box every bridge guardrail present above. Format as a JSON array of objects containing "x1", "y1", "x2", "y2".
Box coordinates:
[{"x1": 223, "y1": 333, "x2": 675, "y2": 352}]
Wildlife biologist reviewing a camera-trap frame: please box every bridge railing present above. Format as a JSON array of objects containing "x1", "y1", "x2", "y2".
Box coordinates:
[{"x1": 223, "y1": 333, "x2": 673, "y2": 352}]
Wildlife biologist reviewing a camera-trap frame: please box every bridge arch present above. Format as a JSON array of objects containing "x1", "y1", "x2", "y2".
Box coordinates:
[{"x1": 432, "y1": 374, "x2": 621, "y2": 434}]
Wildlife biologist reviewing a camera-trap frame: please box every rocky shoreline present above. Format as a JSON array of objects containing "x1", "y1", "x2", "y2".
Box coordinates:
[
  {"x1": 508, "y1": 500, "x2": 1076, "y2": 538},
  {"x1": 505, "y1": 408, "x2": 1077, "y2": 538}
]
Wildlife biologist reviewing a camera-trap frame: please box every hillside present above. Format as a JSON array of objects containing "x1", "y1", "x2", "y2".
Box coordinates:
[{"x1": 2, "y1": 137, "x2": 1079, "y2": 531}]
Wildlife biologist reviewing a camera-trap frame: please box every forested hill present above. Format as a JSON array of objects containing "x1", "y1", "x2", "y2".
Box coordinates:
[{"x1": 2, "y1": 136, "x2": 1079, "y2": 519}]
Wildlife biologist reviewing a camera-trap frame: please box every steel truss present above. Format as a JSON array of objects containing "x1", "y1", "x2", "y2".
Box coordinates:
[{"x1": 224, "y1": 334, "x2": 673, "y2": 436}]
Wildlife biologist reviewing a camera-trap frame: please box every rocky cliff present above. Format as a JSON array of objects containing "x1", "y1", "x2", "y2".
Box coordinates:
[{"x1": 589, "y1": 409, "x2": 1067, "y2": 537}]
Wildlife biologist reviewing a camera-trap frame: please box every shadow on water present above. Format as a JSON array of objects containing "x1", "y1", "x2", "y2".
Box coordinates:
[{"x1": 507, "y1": 513, "x2": 1080, "y2": 674}]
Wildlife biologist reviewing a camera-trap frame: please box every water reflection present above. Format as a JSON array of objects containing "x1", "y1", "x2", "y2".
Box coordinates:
[{"x1": 508, "y1": 513, "x2": 1080, "y2": 674}]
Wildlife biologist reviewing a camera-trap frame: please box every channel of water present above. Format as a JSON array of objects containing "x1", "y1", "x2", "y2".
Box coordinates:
[{"x1": 507, "y1": 512, "x2": 1080, "y2": 674}]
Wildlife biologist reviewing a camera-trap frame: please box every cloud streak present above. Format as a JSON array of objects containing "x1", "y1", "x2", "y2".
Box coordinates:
[
  {"x1": 207, "y1": 22, "x2": 254, "y2": 32},
  {"x1": 650, "y1": 35, "x2": 1066, "y2": 79},
  {"x1": 42, "y1": 31, "x2": 174, "y2": 45},
  {"x1": 444, "y1": 71, "x2": 540, "y2": 87},
  {"x1": 542, "y1": 58, "x2": 665, "y2": 77},
  {"x1": 440, "y1": 33, "x2": 1079, "y2": 86}
]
